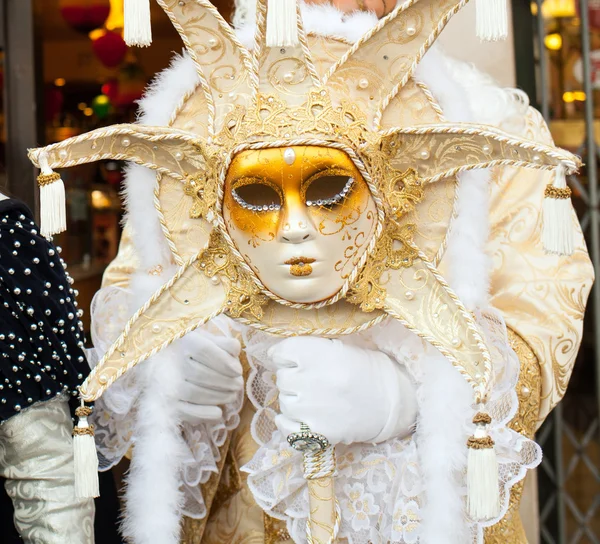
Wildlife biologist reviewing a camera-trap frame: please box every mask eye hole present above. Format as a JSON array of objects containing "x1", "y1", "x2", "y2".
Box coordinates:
[
  {"x1": 232, "y1": 180, "x2": 282, "y2": 212},
  {"x1": 304, "y1": 174, "x2": 354, "y2": 208}
]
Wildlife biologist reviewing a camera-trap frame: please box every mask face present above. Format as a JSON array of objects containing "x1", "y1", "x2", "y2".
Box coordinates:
[{"x1": 223, "y1": 145, "x2": 378, "y2": 303}]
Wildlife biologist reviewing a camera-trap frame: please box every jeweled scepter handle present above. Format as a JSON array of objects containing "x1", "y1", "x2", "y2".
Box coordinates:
[{"x1": 288, "y1": 424, "x2": 340, "y2": 544}]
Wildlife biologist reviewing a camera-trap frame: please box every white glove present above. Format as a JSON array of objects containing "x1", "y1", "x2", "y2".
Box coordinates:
[
  {"x1": 268, "y1": 337, "x2": 417, "y2": 445},
  {"x1": 177, "y1": 330, "x2": 244, "y2": 424}
]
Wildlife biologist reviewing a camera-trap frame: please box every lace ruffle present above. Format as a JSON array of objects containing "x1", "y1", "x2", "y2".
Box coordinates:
[
  {"x1": 242, "y1": 312, "x2": 541, "y2": 543},
  {"x1": 89, "y1": 285, "x2": 244, "y2": 519}
]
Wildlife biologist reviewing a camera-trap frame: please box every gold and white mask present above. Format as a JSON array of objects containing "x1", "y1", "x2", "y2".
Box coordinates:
[
  {"x1": 28, "y1": 0, "x2": 580, "y2": 408},
  {"x1": 224, "y1": 146, "x2": 377, "y2": 303}
]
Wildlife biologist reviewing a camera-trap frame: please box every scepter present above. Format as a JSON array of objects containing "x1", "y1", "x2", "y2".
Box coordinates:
[{"x1": 288, "y1": 423, "x2": 341, "y2": 544}]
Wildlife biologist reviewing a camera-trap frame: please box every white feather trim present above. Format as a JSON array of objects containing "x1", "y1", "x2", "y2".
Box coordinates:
[
  {"x1": 414, "y1": 347, "x2": 473, "y2": 544},
  {"x1": 121, "y1": 164, "x2": 173, "y2": 270},
  {"x1": 138, "y1": 53, "x2": 199, "y2": 127},
  {"x1": 416, "y1": 47, "x2": 492, "y2": 310},
  {"x1": 234, "y1": 1, "x2": 378, "y2": 50},
  {"x1": 121, "y1": 344, "x2": 187, "y2": 544}
]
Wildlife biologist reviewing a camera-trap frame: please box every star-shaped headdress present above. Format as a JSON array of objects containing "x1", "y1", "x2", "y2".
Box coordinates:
[{"x1": 28, "y1": 0, "x2": 579, "y2": 514}]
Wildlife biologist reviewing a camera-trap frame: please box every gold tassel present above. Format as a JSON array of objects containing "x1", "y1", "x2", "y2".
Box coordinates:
[
  {"x1": 38, "y1": 152, "x2": 67, "y2": 239},
  {"x1": 542, "y1": 165, "x2": 574, "y2": 256},
  {"x1": 476, "y1": 0, "x2": 508, "y2": 41},
  {"x1": 124, "y1": 0, "x2": 152, "y2": 47},
  {"x1": 73, "y1": 404, "x2": 100, "y2": 499},
  {"x1": 266, "y1": 0, "x2": 299, "y2": 48},
  {"x1": 467, "y1": 412, "x2": 500, "y2": 520}
]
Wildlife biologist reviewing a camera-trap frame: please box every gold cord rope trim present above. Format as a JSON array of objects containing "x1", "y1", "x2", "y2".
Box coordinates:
[
  {"x1": 73, "y1": 426, "x2": 95, "y2": 437},
  {"x1": 75, "y1": 406, "x2": 93, "y2": 417},
  {"x1": 544, "y1": 184, "x2": 572, "y2": 199},
  {"x1": 473, "y1": 412, "x2": 492, "y2": 425},
  {"x1": 412, "y1": 77, "x2": 456, "y2": 270},
  {"x1": 37, "y1": 172, "x2": 61, "y2": 186},
  {"x1": 467, "y1": 435, "x2": 495, "y2": 449}
]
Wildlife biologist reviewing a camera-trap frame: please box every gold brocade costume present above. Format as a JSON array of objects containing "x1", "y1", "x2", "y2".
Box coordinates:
[
  {"x1": 100, "y1": 105, "x2": 593, "y2": 542},
  {"x1": 28, "y1": 0, "x2": 593, "y2": 541}
]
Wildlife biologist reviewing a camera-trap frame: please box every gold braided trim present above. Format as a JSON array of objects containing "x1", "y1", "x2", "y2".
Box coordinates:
[
  {"x1": 73, "y1": 425, "x2": 95, "y2": 437},
  {"x1": 304, "y1": 449, "x2": 336, "y2": 480},
  {"x1": 75, "y1": 406, "x2": 93, "y2": 417},
  {"x1": 544, "y1": 184, "x2": 572, "y2": 199},
  {"x1": 411, "y1": 77, "x2": 457, "y2": 270},
  {"x1": 467, "y1": 435, "x2": 495, "y2": 449},
  {"x1": 373, "y1": 0, "x2": 467, "y2": 128},
  {"x1": 239, "y1": 312, "x2": 389, "y2": 337},
  {"x1": 379, "y1": 124, "x2": 580, "y2": 175},
  {"x1": 79, "y1": 252, "x2": 224, "y2": 401},
  {"x1": 414, "y1": 80, "x2": 446, "y2": 120},
  {"x1": 473, "y1": 412, "x2": 492, "y2": 425},
  {"x1": 156, "y1": 0, "x2": 255, "y2": 137},
  {"x1": 37, "y1": 172, "x2": 61, "y2": 186}
]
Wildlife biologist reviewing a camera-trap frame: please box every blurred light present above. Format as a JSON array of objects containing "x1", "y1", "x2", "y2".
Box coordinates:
[
  {"x1": 563, "y1": 91, "x2": 586, "y2": 102},
  {"x1": 544, "y1": 0, "x2": 576, "y2": 17},
  {"x1": 91, "y1": 190, "x2": 112, "y2": 209},
  {"x1": 531, "y1": 2, "x2": 538, "y2": 15},
  {"x1": 89, "y1": 28, "x2": 106, "y2": 41},
  {"x1": 78, "y1": 102, "x2": 88, "y2": 111},
  {"x1": 106, "y1": 0, "x2": 125, "y2": 31},
  {"x1": 83, "y1": 107, "x2": 94, "y2": 116},
  {"x1": 544, "y1": 33, "x2": 562, "y2": 50},
  {"x1": 531, "y1": 0, "x2": 576, "y2": 18},
  {"x1": 95, "y1": 94, "x2": 110, "y2": 105},
  {"x1": 54, "y1": 78, "x2": 66, "y2": 87}
]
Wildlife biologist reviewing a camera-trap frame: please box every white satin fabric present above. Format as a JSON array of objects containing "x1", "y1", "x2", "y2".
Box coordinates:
[{"x1": 0, "y1": 396, "x2": 95, "y2": 543}]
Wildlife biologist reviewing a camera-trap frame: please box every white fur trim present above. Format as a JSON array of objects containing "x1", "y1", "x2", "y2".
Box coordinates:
[
  {"x1": 415, "y1": 347, "x2": 472, "y2": 544},
  {"x1": 138, "y1": 53, "x2": 199, "y2": 127},
  {"x1": 121, "y1": 345, "x2": 187, "y2": 544},
  {"x1": 416, "y1": 47, "x2": 492, "y2": 309},
  {"x1": 121, "y1": 164, "x2": 173, "y2": 270},
  {"x1": 235, "y1": 1, "x2": 378, "y2": 50}
]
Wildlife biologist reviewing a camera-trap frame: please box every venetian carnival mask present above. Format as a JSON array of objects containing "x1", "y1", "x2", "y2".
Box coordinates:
[
  {"x1": 28, "y1": 0, "x2": 579, "y2": 409},
  {"x1": 223, "y1": 146, "x2": 377, "y2": 303}
]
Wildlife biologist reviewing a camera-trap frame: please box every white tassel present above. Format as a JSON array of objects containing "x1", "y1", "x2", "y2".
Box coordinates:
[
  {"x1": 266, "y1": 0, "x2": 299, "y2": 47},
  {"x1": 124, "y1": 0, "x2": 152, "y2": 47},
  {"x1": 476, "y1": 0, "x2": 508, "y2": 41},
  {"x1": 73, "y1": 404, "x2": 100, "y2": 499},
  {"x1": 542, "y1": 165, "x2": 574, "y2": 256},
  {"x1": 38, "y1": 152, "x2": 67, "y2": 239},
  {"x1": 466, "y1": 412, "x2": 500, "y2": 521}
]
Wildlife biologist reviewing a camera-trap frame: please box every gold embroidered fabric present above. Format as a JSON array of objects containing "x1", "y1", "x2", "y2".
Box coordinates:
[
  {"x1": 484, "y1": 329, "x2": 541, "y2": 544},
  {"x1": 488, "y1": 107, "x2": 594, "y2": 425},
  {"x1": 200, "y1": 403, "x2": 266, "y2": 544},
  {"x1": 101, "y1": 222, "x2": 139, "y2": 289}
]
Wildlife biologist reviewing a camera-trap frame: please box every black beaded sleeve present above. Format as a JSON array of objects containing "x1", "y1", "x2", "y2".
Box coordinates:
[{"x1": 0, "y1": 199, "x2": 89, "y2": 422}]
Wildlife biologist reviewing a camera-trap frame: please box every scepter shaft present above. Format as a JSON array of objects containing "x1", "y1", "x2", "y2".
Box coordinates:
[{"x1": 288, "y1": 424, "x2": 340, "y2": 544}]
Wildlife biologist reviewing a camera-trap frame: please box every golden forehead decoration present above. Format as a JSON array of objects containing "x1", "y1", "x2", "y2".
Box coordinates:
[{"x1": 27, "y1": 0, "x2": 580, "y2": 403}]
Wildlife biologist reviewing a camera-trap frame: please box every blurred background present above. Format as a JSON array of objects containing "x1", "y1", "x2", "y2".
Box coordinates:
[{"x1": 0, "y1": 0, "x2": 598, "y2": 542}]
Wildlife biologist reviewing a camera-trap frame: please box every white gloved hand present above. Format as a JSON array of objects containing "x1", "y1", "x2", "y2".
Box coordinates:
[
  {"x1": 177, "y1": 330, "x2": 244, "y2": 424},
  {"x1": 268, "y1": 337, "x2": 417, "y2": 445}
]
